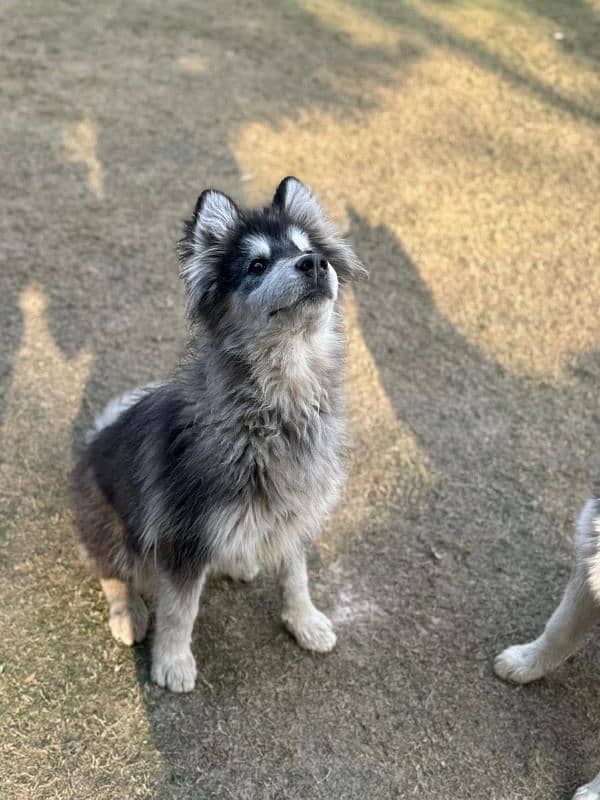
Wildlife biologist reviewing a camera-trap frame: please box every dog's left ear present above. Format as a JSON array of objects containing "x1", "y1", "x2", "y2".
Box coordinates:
[
  {"x1": 179, "y1": 189, "x2": 240, "y2": 317},
  {"x1": 273, "y1": 177, "x2": 367, "y2": 283}
]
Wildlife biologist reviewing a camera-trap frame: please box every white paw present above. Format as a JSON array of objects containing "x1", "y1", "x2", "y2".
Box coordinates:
[
  {"x1": 151, "y1": 649, "x2": 197, "y2": 693},
  {"x1": 494, "y1": 642, "x2": 547, "y2": 684},
  {"x1": 283, "y1": 608, "x2": 337, "y2": 653},
  {"x1": 108, "y1": 596, "x2": 149, "y2": 646},
  {"x1": 573, "y1": 783, "x2": 600, "y2": 800},
  {"x1": 226, "y1": 563, "x2": 260, "y2": 583}
]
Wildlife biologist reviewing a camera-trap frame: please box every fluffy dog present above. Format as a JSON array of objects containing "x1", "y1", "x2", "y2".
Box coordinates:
[
  {"x1": 495, "y1": 488, "x2": 600, "y2": 800},
  {"x1": 73, "y1": 177, "x2": 366, "y2": 692}
]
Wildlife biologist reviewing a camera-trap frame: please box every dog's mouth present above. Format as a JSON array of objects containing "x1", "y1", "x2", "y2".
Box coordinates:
[{"x1": 269, "y1": 288, "x2": 332, "y2": 318}]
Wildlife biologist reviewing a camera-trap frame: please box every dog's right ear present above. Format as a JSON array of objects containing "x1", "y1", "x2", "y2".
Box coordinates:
[
  {"x1": 179, "y1": 190, "x2": 240, "y2": 317},
  {"x1": 273, "y1": 177, "x2": 367, "y2": 283}
]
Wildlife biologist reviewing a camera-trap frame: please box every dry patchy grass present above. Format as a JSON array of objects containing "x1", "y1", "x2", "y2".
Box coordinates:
[{"x1": 1, "y1": 1, "x2": 600, "y2": 798}]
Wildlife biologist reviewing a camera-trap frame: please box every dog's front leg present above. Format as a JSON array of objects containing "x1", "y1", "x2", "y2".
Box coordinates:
[
  {"x1": 495, "y1": 564, "x2": 600, "y2": 684},
  {"x1": 151, "y1": 570, "x2": 206, "y2": 693},
  {"x1": 573, "y1": 770, "x2": 600, "y2": 800},
  {"x1": 279, "y1": 549, "x2": 337, "y2": 652}
]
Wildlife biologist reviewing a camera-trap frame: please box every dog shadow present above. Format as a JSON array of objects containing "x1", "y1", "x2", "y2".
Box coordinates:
[{"x1": 346, "y1": 209, "x2": 600, "y2": 797}]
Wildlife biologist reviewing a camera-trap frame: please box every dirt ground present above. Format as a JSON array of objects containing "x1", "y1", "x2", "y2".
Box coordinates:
[{"x1": 1, "y1": 1, "x2": 599, "y2": 798}]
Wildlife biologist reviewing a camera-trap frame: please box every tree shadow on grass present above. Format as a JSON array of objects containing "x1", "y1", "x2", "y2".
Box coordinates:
[
  {"x1": 346, "y1": 0, "x2": 600, "y2": 124},
  {"x1": 3, "y1": 0, "x2": 598, "y2": 452},
  {"x1": 521, "y1": 0, "x2": 600, "y2": 64},
  {"x1": 2, "y1": 0, "x2": 600, "y2": 796}
]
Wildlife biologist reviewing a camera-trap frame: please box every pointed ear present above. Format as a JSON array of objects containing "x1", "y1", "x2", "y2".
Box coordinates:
[
  {"x1": 273, "y1": 177, "x2": 367, "y2": 283},
  {"x1": 190, "y1": 189, "x2": 239, "y2": 246},
  {"x1": 273, "y1": 176, "x2": 327, "y2": 224},
  {"x1": 179, "y1": 190, "x2": 240, "y2": 317}
]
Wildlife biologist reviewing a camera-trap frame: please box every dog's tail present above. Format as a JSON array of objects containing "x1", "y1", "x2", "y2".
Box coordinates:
[{"x1": 85, "y1": 384, "x2": 159, "y2": 443}]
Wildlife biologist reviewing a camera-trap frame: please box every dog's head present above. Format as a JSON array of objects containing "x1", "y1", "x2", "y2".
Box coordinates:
[{"x1": 179, "y1": 177, "x2": 366, "y2": 336}]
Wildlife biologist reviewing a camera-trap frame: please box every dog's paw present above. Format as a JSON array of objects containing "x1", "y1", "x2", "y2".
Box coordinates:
[
  {"x1": 151, "y1": 650, "x2": 197, "y2": 693},
  {"x1": 108, "y1": 595, "x2": 149, "y2": 646},
  {"x1": 573, "y1": 783, "x2": 600, "y2": 800},
  {"x1": 225, "y1": 563, "x2": 260, "y2": 583},
  {"x1": 494, "y1": 642, "x2": 547, "y2": 684},
  {"x1": 283, "y1": 608, "x2": 337, "y2": 653}
]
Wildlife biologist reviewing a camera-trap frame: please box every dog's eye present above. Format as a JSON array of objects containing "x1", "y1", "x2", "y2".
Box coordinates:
[{"x1": 248, "y1": 258, "x2": 268, "y2": 275}]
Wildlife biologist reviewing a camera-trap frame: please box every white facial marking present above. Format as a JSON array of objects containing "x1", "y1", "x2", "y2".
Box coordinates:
[
  {"x1": 289, "y1": 226, "x2": 312, "y2": 253},
  {"x1": 243, "y1": 234, "x2": 271, "y2": 260}
]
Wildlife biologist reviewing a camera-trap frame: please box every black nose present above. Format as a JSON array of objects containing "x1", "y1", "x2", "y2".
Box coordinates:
[{"x1": 295, "y1": 253, "x2": 328, "y2": 276}]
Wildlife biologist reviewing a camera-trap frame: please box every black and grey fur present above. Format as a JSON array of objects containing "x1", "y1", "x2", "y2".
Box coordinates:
[
  {"x1": 73, "y1": 177, "x2": 366, "y2": 692},
  {"x1": 495, "y1": 480, "x2": 600, "y2": 799}
]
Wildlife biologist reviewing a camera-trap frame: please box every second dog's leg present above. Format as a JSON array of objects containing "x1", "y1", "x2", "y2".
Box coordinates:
[
  {"x1": 151, "y1": 570, "x2": 206, "y2": 693},
  {"x1": 495, "y1": 567, "x2": 600, "y2": 683},
  {"x1": 279, "y1": 550, "x2": 337, "y2": 652},
  {"x1": 573, "y1": 770, "x2": 600, "y2": 800}
]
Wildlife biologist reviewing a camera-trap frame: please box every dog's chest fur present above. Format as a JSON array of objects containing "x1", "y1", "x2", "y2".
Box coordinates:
[{"x1": 195, "y1": 333, "x2": 346, "y2": 573}]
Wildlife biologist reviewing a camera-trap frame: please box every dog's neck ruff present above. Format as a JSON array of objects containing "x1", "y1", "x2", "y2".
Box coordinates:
[
  {"x1": 206, "y1": 316, "x2": 342, "y2": 425},
  {"x1": 250, "y1": 334, "x2": 333, "y2": 416}
]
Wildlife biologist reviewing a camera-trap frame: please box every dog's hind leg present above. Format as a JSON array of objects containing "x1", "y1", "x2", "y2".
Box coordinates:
[
  {"x1": 279, "y1": 549, "x2": 337, "y2": 653},
  {"x1": 101, "y1": 578, "x2": 149, "y2": 647},
  {"x1": 74, "y1": 464, "x2": 149, "y2": 646},
  {"x1": 573, "y1": 770, "x2": 600, "y2": 800}
]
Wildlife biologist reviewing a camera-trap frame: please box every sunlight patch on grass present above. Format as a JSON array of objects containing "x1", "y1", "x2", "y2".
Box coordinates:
[
  {"x1": 178, "y1": 53, "x2": 209, "y2": 73},
  {"x1": 1, "y1": 284, "x2": 92, "y2": 469},
  {"x1": 63, "y1": 116, "x2": 104, "y2": 200},
  {"x1": 233, "y1": 45, "x2": 599, "y2": 380}
]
